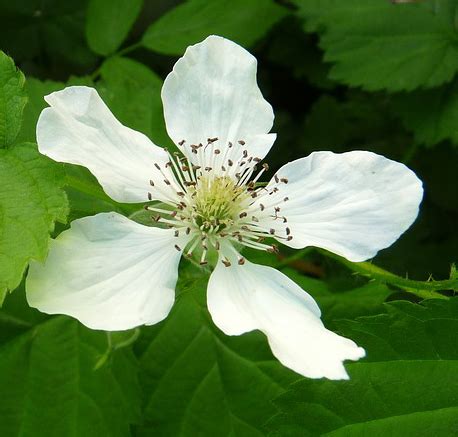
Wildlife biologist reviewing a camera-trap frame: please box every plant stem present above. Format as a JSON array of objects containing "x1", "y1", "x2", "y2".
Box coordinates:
[{"x1": 322, "y1": 250, "x2": 452, "y2": 300}]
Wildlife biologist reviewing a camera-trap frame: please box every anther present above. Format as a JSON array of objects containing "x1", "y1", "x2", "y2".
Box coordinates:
[
  {"x1": 208, "y1": 137, "x2": 218, "y2": 143},
  {"x1": 274, "y1": 174, "x2": 279, "y2": 183},
  {"x1": 239, "y1": 212, "x2": 247, "y2": 218},
  {"x1": 147, "y1": 192, "x2": 152, "y2": 200},
  {"x1": 178, "y1": 140, "x2": 185, "y2": 146},
  {"x1": 238, "y1": 140, "x2": 246, "y2": 145},
  {"x1": 222, "y1": 259, "x2": 232, "y2": 267},
  {"x1": 260, "y1": 204, "x2": 265, "y2": 211},
  {"x1": 287, "y1": 236, "x2": 293, "y2": 241},
  {"x1": 253, "y1": 157, "x2": 261, "y2": 163},
  {"x1": 283, "y1": 197, "x2": 289, "y2": 202},
  {"x1": 186, "y1": 227, "x2": 191, "y2": 235},
  {"x1": 238, "y1": 257, "x2": 245, "y2": 265},
  {"x1": 286, "y1": 227, "x2": 291, "y2": 235},
  {"x1": 174, "y1": 245, "x2": 181, "y2": 251},
  {"x1": 269, "y1": 228, "x2": 275, "y2": 235},
  {"x1": 274, "y1": 207, "x2": 281, "y2": 213},
  {"x1": 174, "y1": 230, "x2": 179, "y2": 237},
  {"x1": 280, "y1": 178, "x2": 289, "y2": 184},
  {"x1": 243, "y1": 150, "x2": 248, "y2": 158},
  {"x1": 228, "y1": 159, "x2": 234, "y2": 166},
  {"x1": 214, "y1": 149, "x2": 221, "y2": 154},
  {"x1": 163, "y1": 179, "x2": 171, "y2": 185},
  {"x1": 205, "y1": 167, "x2": 212, "y2": 171},
  {"x1": 149, "y1": 180, "x2": 155, "y2": 186},
  {"x1": 262, "y1": 163, "x2": 269, "y2": 171},
  {"x1": 154, "y1": 163, "x2": 161, "y2": 170}
]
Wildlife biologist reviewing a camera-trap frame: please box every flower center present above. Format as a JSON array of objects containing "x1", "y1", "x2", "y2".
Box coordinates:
[
  {"x1": 190, "y1": 176, "x2": 249, "y2": 232},
  {"x1": 145, "y1": 138, "x2": 292, "y2": 266}
]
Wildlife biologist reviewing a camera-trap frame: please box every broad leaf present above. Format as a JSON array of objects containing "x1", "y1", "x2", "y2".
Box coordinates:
[
  {"x1": 0, "y1": 307, "x2": 140, "y2": 437},
  {"x1": 0, "y1": 51, "x2": 27, "y2": 148},
  {"x1": 0, "y1": 143, "x2": 68, "y2": 301},
  {"x1": 393, "y1": 80, "x2": 458, "y2": 147},
  {"x1": 294, "y1": 0, "x2": 458, "y2": 91},
  {"x1": 142, "y1": 0, "x2": 288, "y2": 55},
  {"x1": 86, "y1": 0, "x2": 143, "y2": 56},
  {"x1": 137, "y1": 278, "x2": 298, "y2": 436},
  {"x1": 97, "y1": 56, "x2": 170, "y2": 146},
  {"x1": 267, "y1": 299, "x2": 458, "y2": 436}
]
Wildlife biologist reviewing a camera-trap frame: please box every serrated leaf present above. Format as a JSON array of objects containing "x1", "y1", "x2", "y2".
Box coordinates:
[
  {"x1": 267, "y1": 299, "x2": 458, "y2": 436},
  {"x1": 86, "y1": 0, "x2": 143, "y2": 56},
  {"x1": 0, "y1": 51, "x2": 27, "y2": 148},
  {"x1": 0, "y1": 143, "x2": 68, "y2": 301},
  {"x1": 137, "y1": 278, "x2": 297, "y2": 436},
  {"x1": 97, "y1": 56, "x2": 170, "y2": 146},
  {"x1": 294, "y1": 0, "x2": 458, "y2": 92},
  {"x1": 142, "y1": 0, "x2": 288, "y2": 55},
  {"x1": 0, "y1": 313, "x2": 140, "y2": 436},
  {"x1": 392, "y1": 80, "x2": 458, "y2": 146}
]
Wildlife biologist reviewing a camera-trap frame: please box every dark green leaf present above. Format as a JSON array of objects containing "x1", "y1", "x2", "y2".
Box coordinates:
[
  {"x1": 86, "y1": 0, "x2": 143, "y2": 56},
  {"x1": 0, "y1": 51, "x2": 27, "y2": 148},
  {"x1": 267, "y1": 299, "x2": 458, "y2": 436},
  {"x1": 0, "y1": 143, "x2": 68, "y2": 301},
  {"x1": 142, "y1": 0, "x2": 288, "y2": 55},
  {"x1": 0, "y1": 314, "x2": 140, "y2": 436},
  {"x1": 294, "y1": 0, "x2": 458, "y2": 91},
  {"x1": 137, "y1": 278, "x2": 297, "y2": 436}
]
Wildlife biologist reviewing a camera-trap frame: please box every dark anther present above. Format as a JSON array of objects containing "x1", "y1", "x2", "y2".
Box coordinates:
[
  {"x1": 274, "y1": 207, "x2": 281, "y2": 213},
  {"x1": 286, "y1": 227, "x2": 291, "y2": 235},
  {"x1": 269, "y1": 228, "x2": 275, "y2": 235},
  {"x1": 243, "y1": 150, "x2": 248, "y2": 158},
  {"x1": 177, "y1": 192, "x2": 185, "y2": 197},
  {"x1": 228, "y1": 159, "x2": 234, "y2": 166},
  {"x1": 164, "y1": 179, "x2": 171, "y2": 185},
  {"x1": 214, "y1": 149, "x2": 221, "y2": 154},
  {"x1": 147, "y1": 192, "x2": 152, "y2": 200},
  {"x1": 280, "y1": 178, "x2": 289, "y2": 184},
  {"x1": 208, "y1": 137, "x2": 218, "y2": 143},
  {"x1": 154, "y1": 163, "x2": 161, "y2": 170},
  {"x1": 283, "y1": 197, "x2": 289, "y2": 202},
  {"x1": 287, "y1": 236, "x2": 293, "y2": 241},
  {"x1": 174, "y1": 230, "x2": 179, "y2": 237},
  {"x1": 178, "y1": 139, "x2": 185, "y2": 146},
  {"x1": 222, "y1": 260, "x2": 231, "y2": 267},
  {"x1": 260, "y1": 204, "x2": 265, "y2": 211},
  {"x1": 239, "y1": 212, "x2": 247, "y2": 218},
  {"x1": 238, "y1": 140, "x2": 246, "y2": 145},
  {"x1": 205, "y1": 166, "x2": 212, "y2": 171},
  {"x1": 238, "y1": 257, "x2": 246, "y2": 265},
  {"x1": 253, "y1": 157, "x2": 261, "y2": 163},
  {"x1": 274, "y1": 174, "x2": 279, "y2": 183},
  {"x1": 149, "y1": 180, "x2": 155, "y2": 186}
]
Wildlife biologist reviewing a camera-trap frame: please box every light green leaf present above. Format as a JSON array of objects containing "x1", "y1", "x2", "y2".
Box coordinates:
[
  {"x1": 0, "y1": 51, "x2": 27, "y2": 148},
  {"x1": 86, "y1": 0, "x2": 143, "y2": 56},
  {"x1": 142, "y1": 0, "x2": 288, "y2": 55},
  {"x1": 0, "y1": 313, "x2": 140, "y2": 436},
  {"x1": 267, "y1": 298, "x2": 458, "y2": 436},
  {"x1": 97, "y1": 56, "x2": 171, "y2": 147},
  {"x1": 393, "y1": 80, "x2": 458, "y2": 146},
  {"x1": 0, "y1": 143, "x2": 68, "y2": 301},
  {"x1": 137, "y1": 278, "x2": 297, "y2": 436},
  {"x1": 294, "y1": 0, "x2": 458, "y2": 91}
]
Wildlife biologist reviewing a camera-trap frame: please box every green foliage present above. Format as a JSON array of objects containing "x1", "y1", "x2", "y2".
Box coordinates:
[
  {"x1": 142, "y1": 0, "x2": 288, "y2": 55},
  {"x1": 97, "y1": 56, "x2": 169, "y2": 146},
  {"x1": 0, "y1": 1, "x2": 457, "y2": 435},
  {"x1": 137, "y1": 279, "x2": 297, "y2": 436},
  {"x1": 0, "y1": 52, "x2": 27, "y2": 148},
  {"x1": 0, "y1": 295, "x2": 140, "y2": 436},
  {"x1": 0, "y1": 144, "x2": 68, "y2": 301},
  {"x1": 267, "y1": 298, "x2": 458, "y2": 436},
  {"x1": 86, "y1": 0, "x2": 143, "y2": 56},
  {"x1": 294, "y1": 0, "x2": 458, "y2": 92}
]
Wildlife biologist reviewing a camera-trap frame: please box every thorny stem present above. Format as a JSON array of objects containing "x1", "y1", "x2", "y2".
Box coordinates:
[{"x1": 321, "y1": 250, "x2": 454, "y2": 300}]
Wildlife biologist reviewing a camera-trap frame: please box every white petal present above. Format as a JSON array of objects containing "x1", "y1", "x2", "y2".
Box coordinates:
[
  {"x1": 26, "y1": 212, "x2": 189, "y2": 331},
  {"x1": 162, "y1": 35, "x2": 275, "y2": 163},
  {"x1": 37, "y1": 86, "x2": 178, "y2": 204},
  {"x1": 252, "y1": 151, "x2": 423, "y2": 262},
  {"x1": 207, "y1": 259, "x2": 365, "y2": 380}
]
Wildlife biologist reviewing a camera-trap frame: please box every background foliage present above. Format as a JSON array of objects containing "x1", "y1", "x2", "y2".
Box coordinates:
[{"x1": 0, "y1": 0, "x2": 457, "y2": 435}]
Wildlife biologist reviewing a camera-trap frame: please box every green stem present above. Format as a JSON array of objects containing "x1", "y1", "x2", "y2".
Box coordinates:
[{"x1": 323, "y1": 250, "x2": 453, "y2": 300}]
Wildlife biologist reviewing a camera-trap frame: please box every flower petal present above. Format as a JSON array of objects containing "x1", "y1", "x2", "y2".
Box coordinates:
[
  {"x1": 252, "y1": 151, "x2": 423, "y2": 262},
  {"x1": 207, "y1": 258, "x2": 365, "y2": 379},
  {"x1": 162, "y1": 35, "x2": 275, "y2": 162},
  {"x1": 37, "y1": 86, "x2": 177, "y2": 204},
  {"x1": 26, "y1": 212, "x2": 189, "y2": 331}
]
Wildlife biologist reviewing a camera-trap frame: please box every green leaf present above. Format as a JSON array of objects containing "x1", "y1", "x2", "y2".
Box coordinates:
[
  {"x1": 0, "y1": 313, "x2": 140, "y2": 436},
  {"x1": 392, "y1": 80, "x2": 458, "y2": 147},
  {"x1": 137, "y1": 278, "x2": 297, "y2": 436},
  {"x1": 267, "y1": 298, "x2": 458, "y2": 436},
  {"x1": 142, "y1": 0, "x2": 288, "y2": 55},
  {"x1": 294, "y1": 0, "x2": 458, "y2": 91},
  {"x1": 0, "y1": 51, "x2": 27, "y2": 148},
  {"x1": 97, "y1": 56, "x2": 171, "y2": 147},
  {"x1": 0, "y1": 143, "x2": 68, "y2": 301},
  {"x1": 86, "y1": 0, "x2": 143, "y2": 56}
]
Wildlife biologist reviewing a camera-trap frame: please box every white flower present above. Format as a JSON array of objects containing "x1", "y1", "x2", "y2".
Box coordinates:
[{"x1": 26, "y1": 35, "x2": 423, "y2": 380}]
